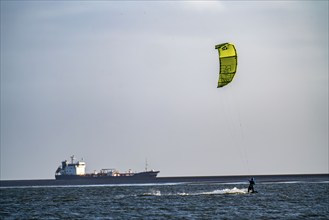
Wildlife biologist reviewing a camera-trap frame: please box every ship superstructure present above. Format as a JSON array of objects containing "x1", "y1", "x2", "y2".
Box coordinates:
[{"x1": 56, "y1": 156, "x2": 86, "y2": 176}]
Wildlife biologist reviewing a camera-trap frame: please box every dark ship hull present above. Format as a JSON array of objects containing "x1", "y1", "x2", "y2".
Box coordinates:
[{"x1": 55, "y1": 170, "x2": 159, "y2": 181}]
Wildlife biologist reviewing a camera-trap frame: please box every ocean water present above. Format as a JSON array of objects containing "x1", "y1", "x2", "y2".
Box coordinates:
[{"x1": 1, "y1": 181, "x2": 328, "y2": 219}]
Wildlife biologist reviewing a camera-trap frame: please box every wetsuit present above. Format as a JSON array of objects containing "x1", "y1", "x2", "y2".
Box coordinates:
[{"x1": 248, "y1": 178, "x2": 255, "y2": 193}]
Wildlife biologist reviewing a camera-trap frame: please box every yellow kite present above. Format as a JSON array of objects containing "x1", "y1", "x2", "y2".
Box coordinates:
[{"x1": 215, "y1": 43, "x2": 238, "y2": 88}]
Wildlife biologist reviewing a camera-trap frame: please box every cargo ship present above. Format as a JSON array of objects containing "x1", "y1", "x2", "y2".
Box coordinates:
[{"x1": 55, "y1": 156, "x2": 159, "y2": 180}]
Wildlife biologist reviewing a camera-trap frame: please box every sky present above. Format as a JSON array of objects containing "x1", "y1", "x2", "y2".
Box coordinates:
[{"x1": 1, "y1": 1, "x2": 328, "y2": 180}]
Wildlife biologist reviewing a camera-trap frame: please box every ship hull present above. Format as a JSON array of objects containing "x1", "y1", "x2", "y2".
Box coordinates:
[{"x1": 55, "y1": 171, "x2": 159, "y2": 181}]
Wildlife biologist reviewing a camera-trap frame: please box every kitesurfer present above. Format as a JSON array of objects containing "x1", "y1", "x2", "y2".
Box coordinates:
[{"x1": 248, "y1": 177, "x2": 255, "y2": 193}]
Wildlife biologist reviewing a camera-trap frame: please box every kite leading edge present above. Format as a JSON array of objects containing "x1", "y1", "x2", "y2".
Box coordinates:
[{"x1": 215, "y1": 43, "x2": 238, "y2": 88}]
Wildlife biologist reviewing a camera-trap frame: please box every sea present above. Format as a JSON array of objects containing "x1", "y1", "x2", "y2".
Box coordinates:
[{"x1": 1, "y1": 181, "x2": 328, "y2": 219}]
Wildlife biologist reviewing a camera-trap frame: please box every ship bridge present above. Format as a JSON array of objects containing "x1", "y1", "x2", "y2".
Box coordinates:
[{"x1": 56, "y1": 155, "x2": 86, "y2": 176}]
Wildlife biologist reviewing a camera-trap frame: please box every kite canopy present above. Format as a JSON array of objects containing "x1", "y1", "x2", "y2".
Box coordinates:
[{"x1": 215, "y1": 43, "x2": 238, "y2": 88}]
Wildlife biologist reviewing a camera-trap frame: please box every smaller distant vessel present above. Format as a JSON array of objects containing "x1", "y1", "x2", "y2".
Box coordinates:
[{"x1": 55, "y1": 155, "x2": 159, "y2": 181}]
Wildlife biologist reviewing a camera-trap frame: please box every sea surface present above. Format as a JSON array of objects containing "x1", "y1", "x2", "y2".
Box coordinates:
[{"x1": 1, "y1": 181, "x2": 328, "y2": 219}]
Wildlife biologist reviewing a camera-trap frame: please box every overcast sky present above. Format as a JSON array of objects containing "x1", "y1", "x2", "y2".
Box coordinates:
[{"x1": 1, "y1": 1, "x2": 328, "y2": 180}]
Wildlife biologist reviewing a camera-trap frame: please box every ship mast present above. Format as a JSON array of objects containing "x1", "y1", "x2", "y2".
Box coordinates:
[
  {"x1": 145, "y1": 158, "x2": 148, "y2": 171},
  {"x1": 70, "y1": 155, "x2": 75, "y2": 164}
]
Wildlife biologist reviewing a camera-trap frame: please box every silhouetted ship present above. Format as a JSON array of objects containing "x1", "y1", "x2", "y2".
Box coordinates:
[{"x1": 55, "y1": 156, "x2": 159, "y2": 181}]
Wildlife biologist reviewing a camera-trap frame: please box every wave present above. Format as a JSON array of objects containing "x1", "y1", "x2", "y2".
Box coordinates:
[
  {"x1": 261, "y1": 180, "x2": 329, "y2": 185},
  {"x1": 200, "y1": 187, "x2": 248, "y2": 195},
  {"x1": 140, "y1": 187, "x2": 249, "y2": 197},
  {"x1": 189, "y1": 187, "x2": 248, "y2": 195}
]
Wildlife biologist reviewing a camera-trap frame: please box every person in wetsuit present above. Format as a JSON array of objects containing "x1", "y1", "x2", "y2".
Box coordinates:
[{"x1": 248, "y1": 177, "x2": 255, "y2": 193}]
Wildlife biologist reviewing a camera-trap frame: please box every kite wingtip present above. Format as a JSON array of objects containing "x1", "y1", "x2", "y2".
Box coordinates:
[{"x1": 215, "y1": 42, "x2": 230, "y2": 49}]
